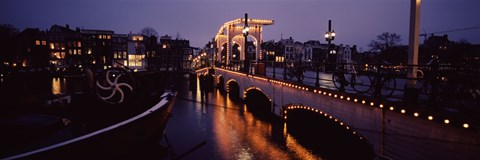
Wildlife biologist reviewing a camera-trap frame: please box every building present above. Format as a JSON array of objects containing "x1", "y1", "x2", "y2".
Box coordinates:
[
  {"x1": 81, "y1": 29, "x2": 114, "y2": 70},
  {"x1": 304, "y1": 40, "x2": 324, "y2": 68},
  {"x1": 279, "y1": 37, "x2": 296, "y2": 62},
  {"x1": 112, "y1": 34, "x2": 128, "y2": 68},
  {"x1": 15, "y1": 28, "x2": 50, "y2": 69},
  {"x1": 144, "y1": 35, "x2": 158, "y2": 70},
  {"x1": 158, "y1": 35, "x2": 193, "y2": 71},
  {"x1": 127, "y1": 34, "x2": 147, "y2": 71},
  {"x1": 47, "y1": 24, "x2": 82, "y2": 71}
]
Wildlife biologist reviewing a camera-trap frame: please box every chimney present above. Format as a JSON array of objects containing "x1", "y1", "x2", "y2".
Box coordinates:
[{"x1": 66, "y1": 24, "x2": 69, "y2": 29}]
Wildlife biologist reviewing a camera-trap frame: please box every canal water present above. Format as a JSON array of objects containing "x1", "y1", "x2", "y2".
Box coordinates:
[
  {"x1": 157, "y1": 74, "x2": 373, "y2": 160},
  {"x1": 0, "y1": 72, "x2": 372, "y2": 159}
]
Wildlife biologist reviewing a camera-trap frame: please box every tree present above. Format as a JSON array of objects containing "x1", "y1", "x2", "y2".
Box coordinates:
[
  {"x1": 139, "y1": 27, "x2": 158, "y2": 38},
  {"x1": 368, "y1": 32, "x2": 402, "y2": 53},
  {"x1": 368, "y1": 32, "x2": 404, "y2": 64}
]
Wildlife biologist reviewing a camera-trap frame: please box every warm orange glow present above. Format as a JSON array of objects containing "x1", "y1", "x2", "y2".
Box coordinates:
[
  {"x1": 444, "y1": 119, "x2": 450, "y2": 124},
  {"x1": 463, "y1": 123, "x2": 469, "y2": 128},
  {"x1": 428, "y1": 116, "x2": 433, "y2": 120}
]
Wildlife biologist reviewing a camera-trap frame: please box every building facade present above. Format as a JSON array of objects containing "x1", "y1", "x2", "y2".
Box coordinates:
[
  {"x1": 81, "y1": 29, "x2": 114, "y2": 70},
  {"x1": 47, "y1": 24, "x2": 82, "y2": 71},
  {"x1": 127, "y1": 34, "x2": 146, "y2": 71}
]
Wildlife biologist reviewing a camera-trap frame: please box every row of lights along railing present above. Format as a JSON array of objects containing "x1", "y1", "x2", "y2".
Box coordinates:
[{"x1": 213, "y1": 67, "x2": 471, "y2": 130}]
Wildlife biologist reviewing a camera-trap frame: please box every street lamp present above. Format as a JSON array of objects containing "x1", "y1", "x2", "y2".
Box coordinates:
[
  {"x1": 325, "y1": 20, "x2": 335, "y2": 72},
  {"x1": 325, "y1": 31, "x2": 336, "y2": 42}
]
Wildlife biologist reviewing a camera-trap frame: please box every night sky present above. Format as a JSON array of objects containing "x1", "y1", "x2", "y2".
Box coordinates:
[{"x1": 1, "y1": 0, "x2": 479, "y2": 50}]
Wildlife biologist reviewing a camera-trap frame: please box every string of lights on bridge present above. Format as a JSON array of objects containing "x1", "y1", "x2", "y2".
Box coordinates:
[
  {"x1": 199, "y1": 67, "x2": 472, "y2": 130},
  {"x1": 284, "y1": 104, "x2": 366, "y2": 141}
]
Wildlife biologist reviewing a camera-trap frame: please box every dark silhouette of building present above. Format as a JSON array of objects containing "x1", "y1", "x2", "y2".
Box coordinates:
[
  {"x1": 80, "y1": 29, "x2": 114, "y2": 70},
  {"x1": 0, "y1": 24, "x2": 20, "y2": 72},
  {"x1": 144, "y1": 35, "x2": 159, "y2": 70},
  {"x1": 15, "y1": 28, "x2": 50, "y2": 69},
  {"x1": 47, "y1": 24, "x2": 82, "y2": 71}
]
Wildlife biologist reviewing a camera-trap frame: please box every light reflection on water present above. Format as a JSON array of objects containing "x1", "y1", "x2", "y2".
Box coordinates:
[
  {"x1": 52, "y1": 77, "x2": 64, "y2": 95},
  {"x1": 165, "y1": 76, "x2": 320, "y2": 160},
  {"x1": 50, "y1": 77, "x2": 83, "y2": 95}
]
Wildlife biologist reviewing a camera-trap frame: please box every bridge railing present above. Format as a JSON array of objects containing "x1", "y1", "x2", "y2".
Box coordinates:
[{"x1": 230, "y1": 60, "x2": 480, "y2": 116}]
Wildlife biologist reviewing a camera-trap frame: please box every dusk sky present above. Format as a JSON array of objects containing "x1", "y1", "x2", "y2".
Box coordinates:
[{"x1": 1, "y1": 0, "x2": 479, "y2": 51}]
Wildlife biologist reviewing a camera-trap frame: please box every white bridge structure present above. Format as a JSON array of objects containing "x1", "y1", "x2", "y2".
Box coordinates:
[
  {"x1": 197, "y1": 67, "x2": 480, "y2": 160},
  {"x1": 214, "y1": 17, "x2": 273, "y2": 65}
]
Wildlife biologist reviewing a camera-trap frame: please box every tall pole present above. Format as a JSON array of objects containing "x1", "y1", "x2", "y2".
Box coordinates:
[
  {"x1": 273, "y1": 53, "x2": 276, "y2": 78},
  {"x1": 328, "y1": 20, "x2": 332, "y2": 44},
  {"x1": 405, "y1": 0, "x2": 421, "y2": 103},
  {"x1": 244, "y1": 13, "x2": 250, "y2": 74}
]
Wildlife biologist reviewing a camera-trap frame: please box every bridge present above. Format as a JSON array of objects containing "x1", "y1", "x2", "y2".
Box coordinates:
[
  {"x1": 214, "y1": 15, "x2": 273, "y2": 66},
  {"x1": 197, "y1": 67, "x2": 480, "y2": 160}
]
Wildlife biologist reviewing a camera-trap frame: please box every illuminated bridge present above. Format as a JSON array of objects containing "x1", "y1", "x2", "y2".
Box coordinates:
[{"x1": 196, "y1": 67, "x2": 480, "y2": 160}]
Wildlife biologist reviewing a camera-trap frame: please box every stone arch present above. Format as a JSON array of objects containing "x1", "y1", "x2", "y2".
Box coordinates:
[
  {"x1": 217, "y1": 75, "x2": 225, "y2": 92},
  {"x1": 244, "y1": 86, "x2": 272, "y2": 114},
  {"x1": 283, "y1": 104, "x2": 374, "y2": 159},
  {"x1": 227, "y1": 79, "x2": 240, "y2": 99}
]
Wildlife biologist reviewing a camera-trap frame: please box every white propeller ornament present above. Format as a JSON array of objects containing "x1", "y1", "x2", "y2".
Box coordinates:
[{"x1": 96, "y1": 70, "x2": 134, "y2": 104}]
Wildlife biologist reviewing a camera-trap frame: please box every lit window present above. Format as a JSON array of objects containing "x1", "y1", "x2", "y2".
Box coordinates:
[
  {"x1": 78, "y1": 49, "x2": 81, "y2": 55},
  {"x1": 107, "y1": 35, "x2": 111, "y2": 39},
  {"x1": 78, "y1": 42, "x2": 81, "y2": 47},
  {"x1": 73, "y1": 49, "x2": 77, "y2": 55},
  {"x1": 35, "y1": 40, "x2": 41, "y2": 46},
  {"x1": 50, "y1": 43, "x2": 54, "y2": 49},
  {"x1": 42, "y1": 41, "x2": 46, "y2": 46}
]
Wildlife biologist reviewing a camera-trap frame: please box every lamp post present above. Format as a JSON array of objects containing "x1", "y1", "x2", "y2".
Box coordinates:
[
  {"x1": 273, "y1": 52, "x2": 276, "y2": 78},
  {"x1": 324, "y1": 20, "x2": 335, "y2": 72},
  {"x1": 243, "y1": 13, "x2": 250, "y2": 74},
  {"x1": 283, "y1": 47, "x2": 288, "y2": 80}
]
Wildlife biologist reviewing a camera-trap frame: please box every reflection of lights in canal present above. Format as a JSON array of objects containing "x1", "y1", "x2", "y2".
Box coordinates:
[{"x1": 52, "y1": 77, "x2": 67, "y2": 95}]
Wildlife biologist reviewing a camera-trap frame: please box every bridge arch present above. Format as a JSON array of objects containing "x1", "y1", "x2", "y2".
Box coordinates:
[
  {"x1": 244, "y1": 87, "x2": 272, "y2": 113},
  {"x1": 217, "y1": 75, "x2": 225, "y2": 92},
  {"x1": 283, "y1": 104, "x2": 374, "y2": 159},
  {"x1": 226, "y1": 79, "x2": 240, "y2": 99}
]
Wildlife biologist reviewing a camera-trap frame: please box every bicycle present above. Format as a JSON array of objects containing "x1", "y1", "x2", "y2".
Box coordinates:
[
  {"x1": 369, "y1": 65, "x2": 397, "y2": 98},
  {"x1": 286, "y1": 62, "x2": 305, "y2": 82},
  {"x1": 332, "y1": 64, "x2": 397, "y2": 98},
  {"x1": 332, "y1": 64, "x2": 372, "y2": 94}
]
